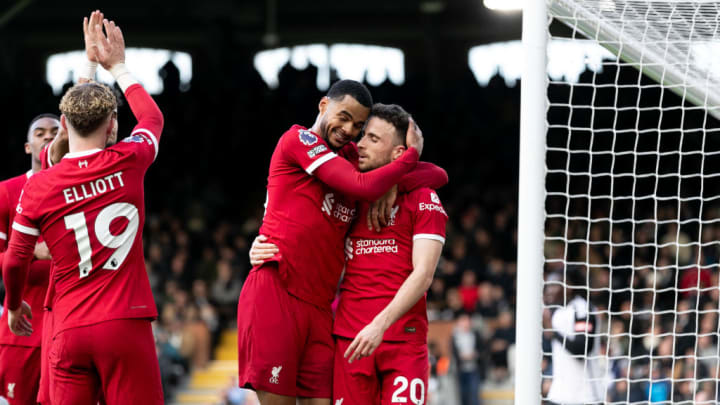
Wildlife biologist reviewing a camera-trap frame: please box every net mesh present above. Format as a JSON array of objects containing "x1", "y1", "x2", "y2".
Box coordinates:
[{"x1": 542, "y1": 1, "x2": 720, "y2": 403}]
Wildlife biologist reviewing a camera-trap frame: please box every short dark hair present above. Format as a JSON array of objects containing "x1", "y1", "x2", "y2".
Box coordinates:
[
  {"x1": 28, "y1": 113, "x2": 60, "y2": 128},
  {"x1": 369, "y1": 103, "x2": 410, "y2": 146},
  {"x1": 327, "y1": 79, "x2": 373, "y2": 108},
  {"x1": 27, "y1": 113, "x2": 60, "y2": 141}
]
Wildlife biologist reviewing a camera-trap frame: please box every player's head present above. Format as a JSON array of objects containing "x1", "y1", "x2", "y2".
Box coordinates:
[
  {"x1": 316, "y1": 80, "x2": 372, "y2": 150},
  {"x1": 25, "y1": 113, "x2": 59, "y2": 164},
  {"x1": 357, "y1": 103, "x2": 409, "y2": 172},
  {"x1": 59, "y1": 82, "x2": 119, "y2": 146}
]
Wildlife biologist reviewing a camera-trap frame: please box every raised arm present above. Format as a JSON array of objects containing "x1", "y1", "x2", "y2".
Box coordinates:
[
  {"x1": 398, "y1": 162, "x2": 448, "y2": 192},
  {"x1": 313, "y1": 147, "x2": 419, "y2": 201},
  {"x1": 312, "y1": 116, "x2": 424, "y2": 201},
  {"x1": 89, "y1": 11, "x2": 163, "y2": 144}
]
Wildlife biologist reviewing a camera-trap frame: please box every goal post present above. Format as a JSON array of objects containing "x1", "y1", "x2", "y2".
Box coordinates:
[
  {"x1": 515, "y1": 0, "x2": 548, "y2": 404},
  {"x1": 518, "y1": 1, "x2": 720, "y2": 404}
]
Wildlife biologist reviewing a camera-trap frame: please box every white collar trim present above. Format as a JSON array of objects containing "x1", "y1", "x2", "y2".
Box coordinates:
[
  {"x1": 26, "y1": 170, "x2": 33, "y2": 179},
  {"x1": 63, "y1": 148, "x2": 103, "y2": 159}
]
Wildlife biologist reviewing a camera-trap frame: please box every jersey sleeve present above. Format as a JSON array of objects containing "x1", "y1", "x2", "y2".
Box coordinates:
[
  {"x1": 114, "y1": 84, "x2": 164, "y2": 169},
  {"x1": 412, "y1": 188, "x2": 448, "y2": 244},
  {"x1": 40, "y1": 142, "x2": 52, "y2": 169},
  {"x1": 0, "y1": 183, "x2": 9, "y2": 251},
  {"x1": 2, "y1": 181, "x2": 41, "y2": 310},
  {"x1": 280, "y1": 128, "x2": 339, "y2": 175},
  {"x1": 11, "y1": 179, "x2": 43, "y2": 240},
  {"x1": 2, "y1": 228, "x2": 38, "y2": 310},
  {"x1": 398, "y1": 162, "x2": 449, "y2": 193},
  {"x1": 281, "y1": 128, "x2": 419, "y2": 201}
]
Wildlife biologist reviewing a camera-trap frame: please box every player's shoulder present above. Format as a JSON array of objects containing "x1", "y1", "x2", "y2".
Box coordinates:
[
  {"x1": 408, "y1": 187, "x2": 442, "y2": 203},
  {"x1": 0, "y1": 172, "x2": 28, "y2": 190},
  {"x1": 23, "y1": 168, "x2": 53, "y2": 193},
  {"x1": 408, "y1": 187, "x2": 447, "y2": 216},
  {"x1": 280, "y1": 125, "x2": 325, "y2": 147},
  {"x1": 112, "y1": 132, "x2": 156, "y2": 152}
]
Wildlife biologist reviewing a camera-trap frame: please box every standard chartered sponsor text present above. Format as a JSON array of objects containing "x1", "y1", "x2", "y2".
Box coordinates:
[{"x1": 354, "y1": 238, "x2": 398, "y2": 255}]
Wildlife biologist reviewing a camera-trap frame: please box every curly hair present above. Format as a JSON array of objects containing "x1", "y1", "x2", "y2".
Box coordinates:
[
  {"x1": 59, "y1": 82, "x2": 117, "y2": 136},
  {"x1": 369, "y1": 103, "x2": 410, "y2": 146}
]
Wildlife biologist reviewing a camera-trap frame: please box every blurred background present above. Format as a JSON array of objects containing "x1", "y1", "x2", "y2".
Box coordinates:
[{"x1": 0, "y1": 1, "x2": 666, "y2": 404}]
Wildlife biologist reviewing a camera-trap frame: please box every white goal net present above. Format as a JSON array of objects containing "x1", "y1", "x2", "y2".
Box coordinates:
[{"x1": 541, "y1": 1, "x2": 720, "y2": 404}]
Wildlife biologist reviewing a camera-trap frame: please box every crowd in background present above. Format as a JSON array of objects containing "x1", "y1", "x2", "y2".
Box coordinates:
[
  {"x1": 4, "y1": 56, "x2": 719, "y2": 404},
  {"x1": 144, "y1": 212, "x2": 251, "y2": 397},
  {"x1": 542, "y1": 202, "x2": 720, "y2": 403}
]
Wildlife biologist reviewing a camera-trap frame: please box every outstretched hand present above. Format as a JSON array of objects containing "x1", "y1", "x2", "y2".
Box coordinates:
[
  {"x1": 83, "y1": 10, "x2": 103, "y2": 63},
  {"x1": 87, "y1": 11, "x2": 126, "y2": 70}
]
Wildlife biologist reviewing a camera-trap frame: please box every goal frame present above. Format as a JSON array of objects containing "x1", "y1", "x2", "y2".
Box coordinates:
[
  {"x1": 517, "y1": 1, "x2": 720, "y2": 403},
  {"x1": 515, "y1": 0, "x2": 548, "y2": 404}
]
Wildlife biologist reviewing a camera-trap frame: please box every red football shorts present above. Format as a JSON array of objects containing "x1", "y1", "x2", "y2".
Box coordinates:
[
  {"x1": 48, "y1": 318, "x2": 162, "y2": 405},
  {"x1": 237, "y1": 263, "x2": 334, "y2": 398},
  {"x1": 333, "y1": 337, "x2": 429, "y2": 405},
  {"x1": 0, "y1": 344, "x2": 41, "y2": 405},
  {"x1": 37, "y1": 309, "x2": 52, "y2": 405}
]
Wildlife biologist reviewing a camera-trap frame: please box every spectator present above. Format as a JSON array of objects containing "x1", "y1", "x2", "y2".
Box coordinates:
[
  {"x1": 489, "y1": 310, "x2": 515, "y2": 382},
  {"x1": 452, "y1": 313, "x2": 483, "y2": 405},
  {"x1": 211, "y1": 259, "x2": 242, "y2": 318}
]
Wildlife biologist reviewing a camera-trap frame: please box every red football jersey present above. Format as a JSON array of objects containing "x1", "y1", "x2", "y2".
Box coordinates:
[
  {"x1": 8, "y1": 84, "x2": 162, "y2": 336},
  {"x1": 0, "y1": 171, "x2": 50, "y2": 347},
  {"x1": 258, "y1": 125, "x2": 359, "y2": 308},
  {"x1": 334, "y1": 187, "x2": 447, "y2": 343}
]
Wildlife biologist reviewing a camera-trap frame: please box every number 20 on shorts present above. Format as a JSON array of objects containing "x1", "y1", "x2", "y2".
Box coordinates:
[{"x1": 391, "y1": 376, "x2": 425, "y2": 405}]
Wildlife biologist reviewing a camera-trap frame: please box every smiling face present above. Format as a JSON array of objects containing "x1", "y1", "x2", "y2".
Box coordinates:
[
  {"x1": 357, "y1": 116, "x2": 405, "y2": 172},
  {"x1": 26, "y1": 117, "x2": 60, "y2": 164},
  {"x1": 317, "y1": 95, "x2": 370, "y2": 150}
]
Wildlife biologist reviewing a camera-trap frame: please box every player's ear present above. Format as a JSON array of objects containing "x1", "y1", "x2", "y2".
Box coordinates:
[
  {"x1": 391, "y1": 145, "x2": 406, "y2": 161},
  {"x1": 24, "y1": 141, "x2": 31, "y2": 155},
  {"x1": 60, "y1": 115, "x2": 69, "y2": 132},
  {"x1": 318, "y1": 96, "x2": 329, "y2": 115},
  {"x1": 106, "y1": 112, "x2": 117, "y2": 135}
]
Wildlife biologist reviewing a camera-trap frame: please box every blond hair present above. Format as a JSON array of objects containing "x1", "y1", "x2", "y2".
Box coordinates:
[{"x1": 59, "y1": 82, "x2": 117, "y2": 136}]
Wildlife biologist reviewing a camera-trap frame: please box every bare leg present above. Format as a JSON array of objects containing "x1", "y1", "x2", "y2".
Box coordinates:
[{"x1": 256, "y1": 390, "x2": 296, "y2": 405}]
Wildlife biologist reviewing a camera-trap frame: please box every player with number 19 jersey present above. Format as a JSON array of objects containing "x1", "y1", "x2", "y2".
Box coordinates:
[{"x1": 9, "y1": 84, "x2": 159, "y2": 336}]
